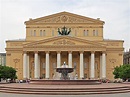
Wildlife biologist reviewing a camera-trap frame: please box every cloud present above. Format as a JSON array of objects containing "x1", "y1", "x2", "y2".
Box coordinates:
[{"x1": 0, "y1": 0, "x2": 129, "y2": 52}]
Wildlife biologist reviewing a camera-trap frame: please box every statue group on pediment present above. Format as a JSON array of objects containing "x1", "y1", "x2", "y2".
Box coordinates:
[{"x1": 58, "y1": 26, "x2": 71, "y2": 35}]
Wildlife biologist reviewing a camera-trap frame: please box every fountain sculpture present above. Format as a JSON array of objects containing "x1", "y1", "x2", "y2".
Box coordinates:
[{"x1": 56, "y1": 62, "x2": 74, "y2": 80}]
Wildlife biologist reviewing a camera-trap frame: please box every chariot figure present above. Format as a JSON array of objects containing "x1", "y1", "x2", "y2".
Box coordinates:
[{"x1": 58, "y1": 26, "x2": 71, "y2": 35}]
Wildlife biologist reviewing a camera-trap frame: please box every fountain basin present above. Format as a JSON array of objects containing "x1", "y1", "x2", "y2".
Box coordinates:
[
  {"x1": 56, "y1": 68, "x2": 73, "y2": 73},
  {"x1": 30, "y1": 79, "x2": 101, "y2": 85}
]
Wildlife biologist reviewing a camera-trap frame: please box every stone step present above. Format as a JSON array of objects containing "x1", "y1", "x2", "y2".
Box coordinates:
[
  {"x1": 0, "y1": 86, "x2": 130, "y2": 95},
  {"x1": 0, "y1": 89, "x2": 130, "y2": 95},
  {"x1": 0, "y1": 86, "x2": 130, "y2": 90}
]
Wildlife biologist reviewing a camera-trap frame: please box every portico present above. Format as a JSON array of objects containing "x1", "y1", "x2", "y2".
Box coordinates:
[{"x1": 23, "y1": 40, "x2": 106, "y2": 79}]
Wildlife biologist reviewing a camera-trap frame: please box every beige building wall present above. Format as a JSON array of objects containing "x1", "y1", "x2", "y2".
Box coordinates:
[{"x1": 5, "y1": 12, "x2": 124, "y2": 80}]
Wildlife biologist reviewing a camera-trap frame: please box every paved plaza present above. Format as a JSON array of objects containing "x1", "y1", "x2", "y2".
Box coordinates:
[{"x1": 0, "y1": 93, "x2": 130, "y2": 97}]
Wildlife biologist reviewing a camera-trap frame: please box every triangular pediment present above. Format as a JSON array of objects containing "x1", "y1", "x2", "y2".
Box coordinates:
[
  {"x1": 25, "y1": 12, "x2": 104, "y2": 24},
  {"x1": 24, "y1": 36, "x2": 106, "y2": 48}
]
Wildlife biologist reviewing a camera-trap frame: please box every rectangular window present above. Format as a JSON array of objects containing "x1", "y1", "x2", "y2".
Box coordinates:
[
  {"x1": 84, "y1": 63, "x2": 87, "y2": 68},
  {"x1": 40, "y1": 30, "x2": 43, "y2": 36},
  {"x1": 42, "y1": 74, "x2": 45, "y2": 78},
  {"x1": 43, "y1": 63, "x2": 45, "y2": 68},
  {"x1": 93, "y1": 30, "x2": 95, "y2": 36},
  {"x1": 30, "y1": 30, "x2": 33, "y2": 36},
  {"x1": 53, "y1": 63, "x2": 56, "y2": 68},
  {"x1": 96, "y1": 30, "x2": 98, "y2": 36},
  {"x1": 84, "y1": 30, "x2": 88, "y2": 36},
  {"x1": 43, "y1": 30, "x2": 46, "y2": 36},
  {"x1": 84, "y1": 74, "x2": 87, "y2": 78},
  {"x1": 34, "y1": 30, "x2": 36, "y2": 36},
  {"x1": 93, "y1": 30, "x2": 98, "y2": 36}
]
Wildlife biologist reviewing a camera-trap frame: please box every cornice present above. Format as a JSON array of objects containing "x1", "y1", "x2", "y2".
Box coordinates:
[{"x1": 23, "y1": 36, "x2": 106, "y2": 48}]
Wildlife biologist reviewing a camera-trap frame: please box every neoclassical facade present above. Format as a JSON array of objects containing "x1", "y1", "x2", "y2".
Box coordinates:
[{"x1": 6, "y1": 12, "x2": 124, "y2": 80}]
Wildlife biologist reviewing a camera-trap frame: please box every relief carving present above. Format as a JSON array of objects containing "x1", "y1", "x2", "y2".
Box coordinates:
[
  {"x1": 109, "y1": 59, "x2": 116, "y2": 63},
  {"x1": 61, "y1": 15, "x2": 68, "y2": 22},
  {"x1": 13, "y1": 58, "x2": 20, "y2": 63},
  {"x1": 36, "y1": 15, "x2": 93, "y2": 23},
  {"x1": 13, "y1": 58, "x2": 20, "y2": 70},
  {"x1": 53, "y1": 39, "x2": 75, "y2": 45},
  {"x1": 107, "y1": 43, "x2": 119, "y2": 46},
  {"x1": 109, "y1": 59, "x2": 117, "y2": 68}
]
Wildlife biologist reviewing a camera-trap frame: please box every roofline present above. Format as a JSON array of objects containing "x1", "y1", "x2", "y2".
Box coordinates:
[
  {"x1": 25, "y1": 11, "x2": 105, "y2": 24},
  {"x1": 6, "y1": 39, "x2": 25, "y2": 42},
  {"x1": 104, "y1": 39, "x2": 124, "y2": 42}
]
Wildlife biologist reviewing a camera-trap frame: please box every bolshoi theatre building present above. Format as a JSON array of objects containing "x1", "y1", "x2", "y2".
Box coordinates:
[{"x1": 5, "y1": 12, "x2": 124, "y2": 80}]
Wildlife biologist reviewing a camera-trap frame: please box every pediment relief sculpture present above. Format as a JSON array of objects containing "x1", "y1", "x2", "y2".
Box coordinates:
[
  {"x1": 35, "y1": 15, "x2": 94, "y2": 23},
  {"x1": 53, "y1": 39, "x2": 75, "y2": 45}
]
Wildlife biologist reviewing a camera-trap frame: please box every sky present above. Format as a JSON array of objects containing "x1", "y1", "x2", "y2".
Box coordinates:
[{"x1": 0, "y1": 0, "x2": 130, "y2": 53}]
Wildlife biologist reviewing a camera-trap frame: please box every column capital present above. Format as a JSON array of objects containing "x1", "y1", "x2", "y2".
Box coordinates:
[
  {"x1": 57, "y1": 51, "x2": 61, "y2": 53},
  {"x1": 79, "y1": 51, "x2": 84, "y2": 54},
  {"x1": 91, "y1": 51, "x2": 95, "y2": 54},
  {"x1": 68, "y1": 51, "x2": 72, "y2": 53},
  {"x1": 102, "y1": 51, "x2": 106, "y2": 54},
  {"x1": 34, "y1": 51, "x2": 38, "y2": 54},
  {"x1": 23, "y1": 51, "x2": 27, "y2": 54},
  {"x1": 45, "y1": 51, "x2": 50, "y2": 54}
]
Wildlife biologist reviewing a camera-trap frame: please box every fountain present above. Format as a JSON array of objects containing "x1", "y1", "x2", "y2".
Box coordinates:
[
  {"x1": 56, "y1": 62, "x2": 74, "y2": 80},
  {"x1": 30, "y1": 62, "x2": 101, "y2": 85}
]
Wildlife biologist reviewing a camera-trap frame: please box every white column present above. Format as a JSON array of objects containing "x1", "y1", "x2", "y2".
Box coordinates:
[
  {"x1": 90, "y1": 51, "x2": 95, "y2": 79},
  {"x1": 100, "y1": 55, "x2": 102, "y2": 79},
  {"x1": 23, "y1": 52, "x2": 27, "y2": 79},
  {"x1": 38, "y1": 55, "x2": 40, "y2": 78},
  {"x1": 57, "y1": 51, "x2": 61, "y2": 68},
  {"x1": 27, "y1": 55, "x2": 30, "y2": 79},
  {"x1": 34, "y1": 52, "x2": 39, "y2": 79},
  {"x1": 102, "y1": 52, "x2": 106, "y2": 78},
  {"x1": 46, "y1": 51, "x2": 49, "y2": 79},
  {"x1": 80, "y1": 51, "x2": 84, "y2": 79},
  {"x1": 89, "y1": 56, "x2": 91, "y2": 78},
  {"x1": 68, "y1": 51, "x2": 72, "y2": 68}
]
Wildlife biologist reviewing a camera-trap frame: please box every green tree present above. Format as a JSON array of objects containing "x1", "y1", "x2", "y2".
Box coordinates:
[
  {"x1": 0, "y1": 65, "x2": 17, "y2": 81},
  {"x1": 113, "y1": 64, "x2": 130, "y2": 80}
]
